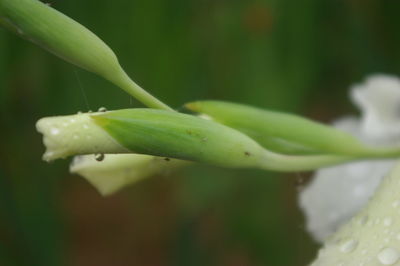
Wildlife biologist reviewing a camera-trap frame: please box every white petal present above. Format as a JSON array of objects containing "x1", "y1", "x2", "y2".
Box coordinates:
[
  {"x1": 300, "y1": 75, "x2": 400, "y2": 242},
  {"x1": 299, "y1": 116, "x2": 397, "y2": 242},
  {"x1": 70, "y1": 154, "x2": 187, "y2": 195},
  {"x1": 311, "y1": 161, "x2": 400, "y2": 266},
  {"x1": 350, "y1": 74, "x2": 400, "y2": 142},
  {"x1": 36, "y1": 112, "x2": 129, "y2": 161},
  {"x1": 299, "y1": 159, "x2": 395, "y2": 242}
]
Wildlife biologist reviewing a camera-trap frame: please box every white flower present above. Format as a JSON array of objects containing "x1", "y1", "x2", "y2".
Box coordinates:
[
  {"x1": 352, "y1": 75, "x2": 400, "y2": 142},
  {"x1": 312, "y1": 161, "x2": 400, "y2": 265},
  {"x1": 299, "y1": 74, "x2": 400, "y2": 242}
]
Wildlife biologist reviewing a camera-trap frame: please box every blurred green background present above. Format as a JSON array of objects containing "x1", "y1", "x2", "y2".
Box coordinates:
[{"x1": 1, "y1": 0, "x2": 400, "y2": 265}]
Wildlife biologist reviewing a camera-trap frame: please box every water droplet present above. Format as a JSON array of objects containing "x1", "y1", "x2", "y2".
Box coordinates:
[
  {"x1": 98, "y1": 107, "x2": 107, "y2": 112},
  {"x1": 70, "y1": 119, "x2": 76, "y2": 123},
  {"x1": 339, "y1": 239, "x2": 358, "y2": 253},
  {"x1": 392, "y1": 200, "x2": 400, "y2": 208},
  {"x1": 377, "y1": 247, "x2": 400, "y2": 265},
  {"x1": 384, "y1": 218, "x2": 393, "y2": 227},
  {"x1": 77, "y1": 111, "x2": 83, "y2": 114},
  {"x1": 73, "y1": 134, "x2": 79, "y2": 140},
  {"x1": 83, "y1": 124, "x2": 89, "y2": 129},
  {"x1": 94, "y1": 153, "x2": 105, "y2": 162},
  {"x1": 50, "y1": 128, "x2": 60, "y2": 135}
]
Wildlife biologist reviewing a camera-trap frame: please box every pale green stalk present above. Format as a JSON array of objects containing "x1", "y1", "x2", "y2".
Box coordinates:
[{"x1": 258, "y1": 150, "x2": 354, "y2": 172}]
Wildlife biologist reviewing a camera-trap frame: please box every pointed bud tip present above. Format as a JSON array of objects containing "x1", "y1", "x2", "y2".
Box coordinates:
[
  {"x1": 90, "y1": 113, "x2": 109, "y2": 127},
  {"x1": 184, "y1": 101, "x2": 201, "y2": 112},
  {"x1": 36, "y1": 112, "x2": 128, "y2": 161}
]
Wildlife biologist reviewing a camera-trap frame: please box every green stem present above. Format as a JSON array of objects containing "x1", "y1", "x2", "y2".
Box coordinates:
[
  {"x1": 111, "y1": 69, "x2": 174, "y2": 111},
  {"x1": 259, "y1": 150, "x2": 355, "y2": 172},
  {"x1": 0, "y1": 0, "x2": 173, "y2": 111},
  {"x1": 358, "y1": 147, "x2": 400, "y2": 158}
]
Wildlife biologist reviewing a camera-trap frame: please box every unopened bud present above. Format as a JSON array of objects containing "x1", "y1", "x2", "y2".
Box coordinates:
[
  {"x1": 36, "y1": 109, "x2": 267, "y2": 168},
  {"x1": 36, "y1": 108, "x2": 363, "y2": 172},
  {"x1": 91, "y1": 109, "x2": 268, "y2": 168},
  {"x1": 186, "y1": 100, "x2": 400, "y2": 157}
]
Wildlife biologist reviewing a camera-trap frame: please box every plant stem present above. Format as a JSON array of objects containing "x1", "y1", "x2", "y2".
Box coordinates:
[
  {"x1": 259, "y1": 150, "x2": 355, "y2": 172},
  {"x1": 112, "y1": 69, "x2": 174, "y2": 111}
]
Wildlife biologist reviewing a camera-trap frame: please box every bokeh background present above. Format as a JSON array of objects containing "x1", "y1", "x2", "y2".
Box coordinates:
[{"x1": 1, "y1": 0, "x2": 400, "y2": 265}]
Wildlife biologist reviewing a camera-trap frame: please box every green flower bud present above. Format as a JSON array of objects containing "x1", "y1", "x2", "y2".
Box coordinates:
[
  {"x1": 36, "y1": 108, "x2": 360, "y2": 172},
  {"x1": 35, "y1": 109, "x2": 267, "y2": 168},
  {"x1": 0, "y1": 0, "x2": 171, "y2": 110},
  {"x1": 186, "y1": 100, "x2": 400, "y2": 157},
  {"x1": 91, "y1": 109, "x2": 268, "y2": 168}
]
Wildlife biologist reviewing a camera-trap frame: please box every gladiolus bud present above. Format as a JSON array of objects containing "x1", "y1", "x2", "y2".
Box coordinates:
[
  {"x1": 37, "y1": 108, "x2": 357, "y2": 172},
  {"x1": 186, "y1": 100, "x2": 400, "y2": 158}
]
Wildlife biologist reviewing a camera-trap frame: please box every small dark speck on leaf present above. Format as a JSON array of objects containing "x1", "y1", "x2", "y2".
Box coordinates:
[
  {"x1": 244, "y1": 152, "x2": 251, "y2": 156},
  {"x1": 164, "y1": 157, "x2": 171, "y2": 162}
]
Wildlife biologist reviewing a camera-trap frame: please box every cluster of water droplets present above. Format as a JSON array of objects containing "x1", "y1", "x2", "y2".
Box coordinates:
[
  {"x1": 315, "y1": 216, "x2": 400, "y2": 265},
  {"x1": 312, "y1": 166, "x2": 400, "y2": 266}
]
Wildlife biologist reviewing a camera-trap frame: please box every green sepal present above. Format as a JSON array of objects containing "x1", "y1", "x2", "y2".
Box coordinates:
[
  {"x1": 185, "y1": 100, "x2": 379, "y2": 156},
  {"x1": 91, "y1": 109, "x2": 266, "y2": 168}
]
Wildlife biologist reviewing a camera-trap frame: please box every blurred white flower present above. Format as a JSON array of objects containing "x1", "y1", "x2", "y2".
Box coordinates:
[{"x1": 299, "y1": 74, "x2": 400, "y2": 242}]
